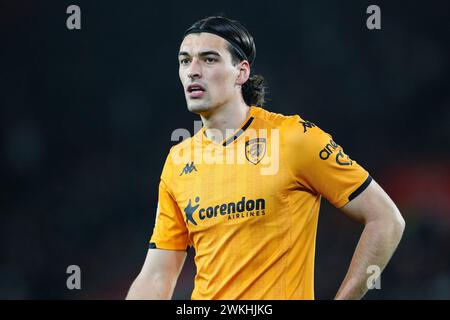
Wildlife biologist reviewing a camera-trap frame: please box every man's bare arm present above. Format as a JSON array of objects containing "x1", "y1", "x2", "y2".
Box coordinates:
[
  {"x1": 126, "y1": 248, "x2": 187, "y2": 300},
  {"x1": 334, "y1": 178, "x2": 405, "y2": 300}
]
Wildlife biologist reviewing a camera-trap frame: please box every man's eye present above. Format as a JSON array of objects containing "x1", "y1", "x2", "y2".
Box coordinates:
[
  {"x1": 180, "y1": 58, "x2": 190, "y2": 65},
  {"x1": 205, "y1": 57, "x2": 217, "y2": 63}
]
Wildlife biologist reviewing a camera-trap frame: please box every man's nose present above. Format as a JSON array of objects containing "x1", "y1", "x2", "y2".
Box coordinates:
[{"x1": 188, "y1": 58, "x2": 202, "y2": 79}]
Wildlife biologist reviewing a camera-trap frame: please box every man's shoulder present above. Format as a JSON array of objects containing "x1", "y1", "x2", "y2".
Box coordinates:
[
  {"x1": 254, "y1": 107, "x2": 332, "y2": 154},
  {"x1": 170, "y1": 134, "x2": 196, "y2": 150},
  {"x1": 252, "y1": 106, "x2": 313, "y2": 132},
  {"x1": 252, "y1": 106, "x2": 294, "y2": 127}
]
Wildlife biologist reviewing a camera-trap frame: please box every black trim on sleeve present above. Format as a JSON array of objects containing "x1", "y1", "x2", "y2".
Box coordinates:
[
  {"x1": 149, "y1": 242, "x2": 190, "y2": 252},
  {"x1": 348, "y1": 175, "x2": 373, "y2": 202}
]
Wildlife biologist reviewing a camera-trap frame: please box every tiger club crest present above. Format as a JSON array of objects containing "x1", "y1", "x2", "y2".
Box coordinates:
[{"x1": 245, "y1": 138, "x2": 266, "y2": 165}]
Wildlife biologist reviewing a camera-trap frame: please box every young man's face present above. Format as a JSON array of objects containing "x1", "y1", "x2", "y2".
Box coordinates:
[{"x1": 178, "y1": 33, "x2": 243, "y2": 115}]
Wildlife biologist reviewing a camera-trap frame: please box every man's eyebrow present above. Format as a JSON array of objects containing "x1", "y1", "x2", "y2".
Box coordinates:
[
  {"x1": 178, "y1": 50, "x2": 221, "y2": 57},
  {"x1": 198, "y1": 51, "x2": 221, "y2": 57}
]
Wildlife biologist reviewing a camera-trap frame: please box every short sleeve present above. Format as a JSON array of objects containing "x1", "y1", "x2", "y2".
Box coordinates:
[
  {"x1": 283, "y1": 116, "x2": 372, "y2": 208},
  {"x1": 149, "y1": 152, "x2": 189, "y2": 251}
]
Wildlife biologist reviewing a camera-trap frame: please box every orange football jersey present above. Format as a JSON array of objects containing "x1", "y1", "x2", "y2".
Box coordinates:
[{"x1": 150, "y1": 106, "x2": 371, "y2": 299}]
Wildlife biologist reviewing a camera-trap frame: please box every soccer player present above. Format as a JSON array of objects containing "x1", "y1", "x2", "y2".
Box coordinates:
[{"x1": 126, "y1": 16, "x2": 405, "y2": 300}]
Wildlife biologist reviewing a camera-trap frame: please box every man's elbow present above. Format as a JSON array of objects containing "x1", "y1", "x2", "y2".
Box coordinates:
[
  {"x1": 396, "y1": 210, "x2": 406, "y2": 237},
  {"x1": 369, "y1": 205, "x2": 405, "y2": 243},
  {"x1": 386, "y1": 207, "x2": 406, "y2": 242}
]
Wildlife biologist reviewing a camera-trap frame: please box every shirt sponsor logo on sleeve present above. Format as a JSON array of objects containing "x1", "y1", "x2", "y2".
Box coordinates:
[{"x1": 319, "y1": 139, "x2": 353, "y2": 166}]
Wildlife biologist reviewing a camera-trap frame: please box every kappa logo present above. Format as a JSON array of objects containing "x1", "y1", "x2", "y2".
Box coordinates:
[
  {"x1": 245, "y1": 138, "x2": 266, "y2": 165},
  {"x1": 300, "y1": 120, "x2": 316, "y2": 133},
  {"x1": 319, "y1": 139, "x2": 353, "y2": 166},
  {"x1": 180, "y1": 162, "x2": 197, "y2": 176}
]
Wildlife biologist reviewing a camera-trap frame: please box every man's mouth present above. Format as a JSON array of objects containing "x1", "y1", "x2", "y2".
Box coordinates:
[{"x1": 187, "y1": 84, "x2": 206, "y2": 98}]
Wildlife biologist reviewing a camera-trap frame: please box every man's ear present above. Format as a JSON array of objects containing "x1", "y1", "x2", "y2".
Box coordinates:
[{"x1": 235, "y1": 60, "x2": 250, "y2": 86}]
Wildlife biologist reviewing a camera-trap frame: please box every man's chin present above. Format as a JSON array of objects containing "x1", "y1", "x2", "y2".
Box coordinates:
[{"x1": 186, "y1": 100, "x2": 212, "y2": 114}]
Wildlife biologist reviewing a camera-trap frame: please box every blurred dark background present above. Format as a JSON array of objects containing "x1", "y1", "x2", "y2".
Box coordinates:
[{"x1": 1, "y1": 0, "x2": 449, "y2": 299}]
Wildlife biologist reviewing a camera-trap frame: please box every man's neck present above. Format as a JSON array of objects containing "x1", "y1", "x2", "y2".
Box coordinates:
[{"x1": 200, "y1": 101, "x2": 250, "y2": 145}]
